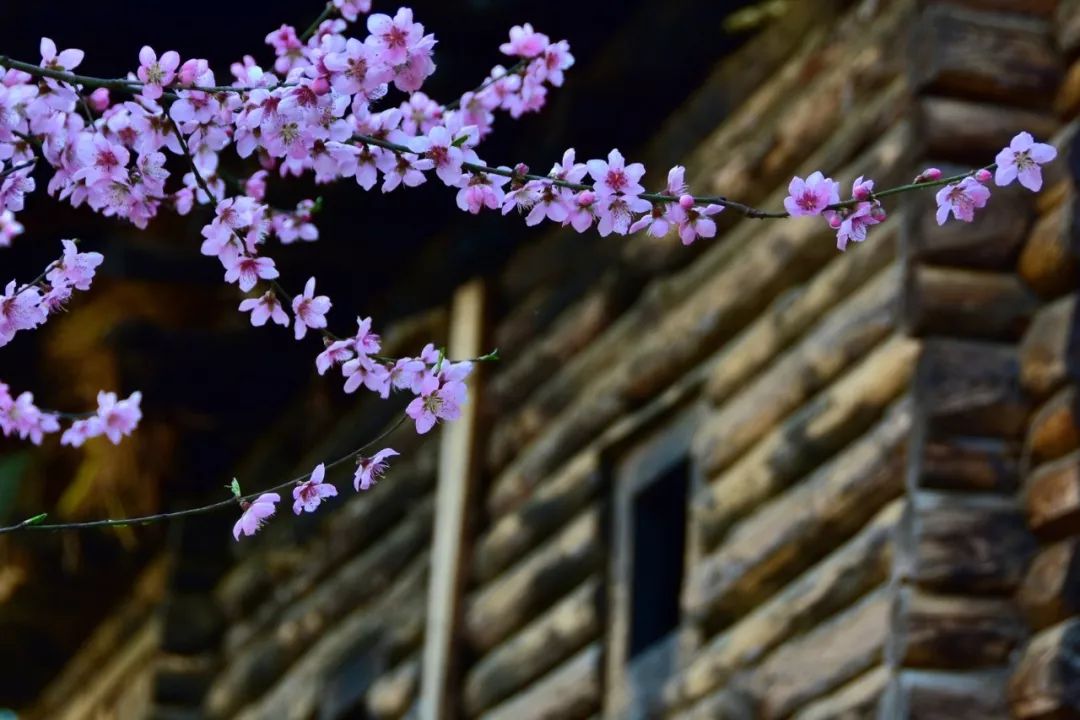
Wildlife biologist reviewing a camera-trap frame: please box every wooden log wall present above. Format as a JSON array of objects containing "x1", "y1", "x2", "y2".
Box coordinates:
[
  {"x1": 889, "y1": 2, "x2": 1063, "y2": 717},
  {"x1": 472, "y1": 1, "x2": 923, "y2": 718},
  {"x1": 1008, "y1": 1, "x2": 1080, "y2": 715}
]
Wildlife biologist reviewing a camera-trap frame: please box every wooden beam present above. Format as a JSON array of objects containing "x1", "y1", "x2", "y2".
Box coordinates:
[{"x1": 420, "y1": 278, "x2": 486, "y2": 720}]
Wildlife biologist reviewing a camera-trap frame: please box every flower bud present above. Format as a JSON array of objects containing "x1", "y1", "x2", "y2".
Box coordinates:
[
  {"x1": 975, "y1": 168, "x2": 992, "y2": 184},
  {"x1": 678, "y1": 194, "x2": 694, "y2": 210},
  {"x1": 88, "y1": 88, "x2": 110, "y2": 112},
  {"x1": 310, "y1": 77, "x2": 330, "y2": 95},
  {"x1": 915, "y1": 167, "x2": 942, "y2": 183}
]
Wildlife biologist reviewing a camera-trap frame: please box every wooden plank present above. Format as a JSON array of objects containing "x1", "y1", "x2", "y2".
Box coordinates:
[
  {"x1": 909, "y1": 5, "x2": 1062, "y2": 109},
  {"x1": 902, "y1": 265, "x2": 1036, "y2": 341},
  {"x1": 897, "y1": 492, "x2": 1034, "y2": 595},
  {"x1": 914, "y1": 96, "x2": 1060, "y2": 164},
  {"x1": 914, "y1": 338, "x2": 1029, "y2": 439},
  {"x1": 1028, "y1": 386, "x2": 1080, "y2": 467},
  {"x1": 695, "y1": 336, "x2": 918, "y2": 548},
  {"x1": 1021, "y1": 294, "x2": 1079, "y2": 399},
  {"x1": 881, "y1": 669, "x2": 1010, "y2": 719},
  {"x1": 1019, "y1": 203, "x2": 1077, "y2": 301},
  {"x1": 1019, "y1": 538, "x2": 1080, "y2": 632},
  {"x1": 1008, "y1": 618, "x2": 1080, "y2": 719},
  {"x1": 685, "y1": 400, "x2": 909, "y2": 628},
  {"x1": 908, "y1": 435, "x2": 1020, "y2": 494},
  {"x1": 478, "y1": 642, "x2": 602, "y2": 720},
  {"x1": 888, "y1": 588, "x2": 1025, "y2": 669},
  {"x1": 791, "y1": 665, "x2": 888, "y2": 720},
  {"x1": 664, "y1": 500, "x2": 901, "y2": 712},
  {"x1": 420, "y1": 278, "x2": 486, "y2": 720},
  {"x1": 751, "y1": 587, "x2": 891, "y2": 718},
  {"x1": 464, "y1": 578, "x2": 600, "y2": 715},
  {"x1": 1026, "y1": 450, "x2": 1080, "y2": 541},
  {"x1": 465, "y1": 509, "x2": 603, "y2": 654}
]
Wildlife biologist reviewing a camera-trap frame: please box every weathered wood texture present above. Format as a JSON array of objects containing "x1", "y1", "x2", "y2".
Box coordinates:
[
  {"x1": 914, "y1": 95, "x2": 1060, "y2": 164},
  {"x1": 686, "y1": 399, "x2": 909, "y2": 628},
  {"x1": 694, "y1": 264, "x2": 899, "y2": 478},
  {"x1": 464, "y1": 578, "x2": 600, "y2": 715},
  {"x1": 1020, "y1": 538, "x2": 1080, "y2": 633},
  {"x1": 749, "y1": 587, "x2": 891, "y2": 719},
  {"x1": 909, "y1": 5, "x2": 1062, "y2": 108},
  {"x1": 1021, "y1": 294, "x2": 1080, "y2": 399},
  {"x1": 1029, "y1": 386, "x2": 1080, "y2": 467},
  {"x1": 207, "y1": 497, "x2": 434, "y2": 718},
  {"x1": 881, "y1": 670, "x2": 1011, "y2": 720},
  {"x1": 478, "y1": 643, "x2": 601, "y2": 720},
  {"x1": 1020, "y1": 203, "x2": 1078, "y2": 300},
  {"x1": 896, "y1": 492, "x2": 1035, "y2": 594},
  {"x1": 1026, "y1": 450, "x2": 1080, "y2": 541},
  {"x1": 665, "y1": 500, "x2": 901, "y2": 711},
  {"x1": 902, "y1": 265, "x2": 1037, "y2": 340},
  {"x1": 790, "y1": 665, "x2": 888, "y2": 720},
  {"x1": 888, "y1": 588, "x2": 1025, "y2": 669},
  {"x1": 913, "y1": 338, "x2": 1030, "y2": 439},
  {"x1": 1009, "y1": 618, "x2": 1080, "y2": 720},
  {"x1": 695, "y1": 335, "x2": 918, "y2": 549},
  {"x1": 907, "y1": 435, "x2": 1020, "y2": 493},
  {"x1": 465, "y1": 509, "x2": 603, "y2": 654}
]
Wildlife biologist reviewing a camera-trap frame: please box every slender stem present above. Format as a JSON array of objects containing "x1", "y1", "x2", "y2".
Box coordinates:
[
  {"x1": 0, "y1": 413, "x2": 410, "y2": 534},
  {"x1": 300, "y1": 2, "x2": 338, "y2": 42},
  {"x1": 443, "y1": 58, "x2": 530, "y2": 112},
  {"x1": 0, "y1": 55, "x2": 290, "y2": 97},
  {"x1": 0, "y1": 158, "x2": 36, "y2": 180}
]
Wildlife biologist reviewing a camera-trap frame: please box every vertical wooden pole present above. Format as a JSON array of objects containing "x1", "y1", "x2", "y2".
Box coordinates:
[{"x1": 420, "y1": 278, "x2": 486, "y2": 720}]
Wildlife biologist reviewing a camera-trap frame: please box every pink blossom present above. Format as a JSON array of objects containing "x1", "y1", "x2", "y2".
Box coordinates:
[
  {"x1": 406, "y1": 375, "x2": 467, "y2": 434},
  {"x1": 595, "y1": 192, "x2": 650, "y2": 237},
  {"x1": 409, "y1": 125, "x2": 463, "y2": 185},
  {"x1": 39, "y1": 38, "x2": 84, "y2": 71},
  {"x1": 1, "y1": 390, "x2": 60, "y2": 445},
  {"x1": 995, "y1": 132, "x2": 1056, "y2": 192},
  {"x1": 0, "y1": 210, "x2": 24, "y2": 247},
  {"x1": 292, "y1": 462, "x2": 338, "y2": 514},
  {"x1": 784, "y1": 171, "x2": 840, "y2": 217},
  {"x1": 456, "y1": 171, "x2": 509, "y2": 213},
  {"x1": 935, "y1": 177, "x2": 991, "y2": 225},
  {"x1": 87, "y1": 88, "x2": 110, "y2": 112},
  {"x1": 292, "y1": 276, "x2": 331, "y2": 340},
  {"x1": 500, "y1": 24, "x2": 550, "y2": 58},
  {"x1": 222, "y1": 250, "x2": 279, "y2": 292},
  {"x1": 354, "y1": 448, "x2": 398, "y2": 490},
  {"x1": 233, "y1": 493, "x2": 280, "y2": 540},
  {"x1": 367, "y1": 7, "x2": 424, "y2": 66},
  {"x1": 333, "y1": 0, "x2": 372, "y2": 22},
  {"x1": 586, "y1": 149, "x2": 645, "y2": 198},
  {"x1": 46, "y1": 239, "x2": 103, "y2": 291},
  {"x1": 667, "y1": 202, "x2": 724, "y2": 245},
  {"x1": 94, "y1": 390, "x2": 142, "y2": 444},
  {"x1": 342, "y1": 354, "x2": 391, "y2": 397},
  {"x1": 0, "y1": 281, "x2": 47, "y2": 346},
  {"x1": 136, "y1": 46, "x2": 180, "y2": 101},
  {"x1": 239, "y1": 291, "x2": 289, "y2": 327},
  {"x1": 317, "y1": 339, "x2": 355, "y2": 375}
]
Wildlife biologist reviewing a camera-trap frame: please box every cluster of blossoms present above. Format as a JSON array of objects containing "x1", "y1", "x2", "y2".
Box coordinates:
[
  {"x1": 782, "y1": 131, "x2": 1057, "y2": 250},
  {"x1": 0, "y1": 1, "x2": 1062, "y2": 540},
  {"x1": 232, "y1": 447, "x2": 398, "y2": 539},
  {"x1": 0, "y1": 384, "x2": 141, "y2": 447},
  {"x1": 1, "y1": 239, "x2": 103, "y2": 347}
]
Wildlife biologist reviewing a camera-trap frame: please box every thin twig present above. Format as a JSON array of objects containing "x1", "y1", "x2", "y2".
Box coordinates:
[{"x1": 0, "y1": 413, "x2": 410, "y2": 534}]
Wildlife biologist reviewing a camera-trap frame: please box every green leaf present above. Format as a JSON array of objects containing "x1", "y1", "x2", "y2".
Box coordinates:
[{"x1": 228, "y1": 478, "x2": 242, "y2": 498}]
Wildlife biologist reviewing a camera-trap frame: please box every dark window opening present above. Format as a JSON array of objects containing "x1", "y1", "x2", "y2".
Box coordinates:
[{"x1": 628, "y1": 460, "x2": 689, "y2": 659}]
